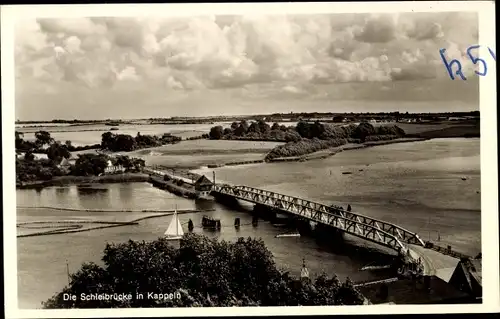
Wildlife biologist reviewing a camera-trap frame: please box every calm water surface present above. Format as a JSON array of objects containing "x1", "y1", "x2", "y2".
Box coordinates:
[{"x1": 16, "y1": 138, "x2": 480, "y2": 308}]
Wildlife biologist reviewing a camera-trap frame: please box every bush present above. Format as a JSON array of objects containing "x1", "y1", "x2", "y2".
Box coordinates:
[
  {"x1": 16, "y1": 158, "x2": 64, "y2": 183},
  {"x1": 265, "y1": 138, "x2": 347, "y2": 160},
  {"x1": 42, "y1": 234, "x2": 364, "y2": 308}
]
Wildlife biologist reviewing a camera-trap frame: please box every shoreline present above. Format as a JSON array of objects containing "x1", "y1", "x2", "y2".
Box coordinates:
[
  {"x1": 16, "y1": 173, "x2": 150, "y2": 189},
  {"x1": 16, "y1": 136, "x2": 478, "y2": 191}
]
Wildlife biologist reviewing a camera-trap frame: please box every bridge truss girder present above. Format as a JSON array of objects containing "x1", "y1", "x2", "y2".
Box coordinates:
[{"x1": 212, "y1": 184, "x2": 425, "y2": 254}]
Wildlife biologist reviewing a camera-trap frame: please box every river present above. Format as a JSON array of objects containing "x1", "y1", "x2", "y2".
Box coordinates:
[{"x1": 16, "y1": 138, "x2": 480, "y2": 308}]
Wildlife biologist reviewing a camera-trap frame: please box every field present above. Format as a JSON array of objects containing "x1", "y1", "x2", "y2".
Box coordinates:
[
  {"x1": 63, "y1": 121, "x2": 478, "y2": 169},
  {"x1": 123, "y1": 140, "x2": 283, "y2": 169}
]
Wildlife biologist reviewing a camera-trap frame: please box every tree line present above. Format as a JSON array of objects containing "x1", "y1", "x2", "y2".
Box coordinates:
[
  {"x1": 42, "y1": 233, "x2": 365, "y2": 308},
  {"x1": 265, "y1": 121, "x2": 406, "y2": 160},
  {"x1": 15, "y1": 131, "x2": 145, "y2": 184},
  {"x1": 101, "y1": 132, "x2": 181, "y2": 152},
  {"x1": 209, "y1": 120, "x2": 302, "y2": 142}
]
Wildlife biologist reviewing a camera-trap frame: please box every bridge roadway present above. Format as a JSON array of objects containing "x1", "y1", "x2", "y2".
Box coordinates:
[{"x1": 211, "y1": 184, "x2": 427, "y2": 256}]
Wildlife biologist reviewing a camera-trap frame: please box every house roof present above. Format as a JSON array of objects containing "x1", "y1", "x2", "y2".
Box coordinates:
[
  {"x1": 195, "y1": 175, "x2": 213, "y2": 186},
  {"x1": 357, "y1": 276, "x2": 471, "y2": 305},
  {"x1": 463, "y1": 258, "x2": 482, "y2": 286}
]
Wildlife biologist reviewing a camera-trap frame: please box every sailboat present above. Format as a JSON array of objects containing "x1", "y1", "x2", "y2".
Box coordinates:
[{"x1": 164, "y1": 209, "x2": 184, "y2": 240}]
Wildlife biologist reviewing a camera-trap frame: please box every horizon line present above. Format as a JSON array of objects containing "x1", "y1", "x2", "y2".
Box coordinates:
[{"x1": 15, "y1": 110, "x2": 481, "y2": 123}]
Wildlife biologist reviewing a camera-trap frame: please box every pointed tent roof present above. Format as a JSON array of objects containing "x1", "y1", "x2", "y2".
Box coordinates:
[{"x1": 195, "y1": 175, "x2": 213, "y2": 186}]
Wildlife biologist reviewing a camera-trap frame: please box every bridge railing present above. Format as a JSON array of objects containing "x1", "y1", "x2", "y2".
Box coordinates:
[
  {"x1": 212, "y1": 184, "x2": 419, "y2": 253},
  {"x1": 213, "y1": 184, "x2": 425, "y2": 247}
]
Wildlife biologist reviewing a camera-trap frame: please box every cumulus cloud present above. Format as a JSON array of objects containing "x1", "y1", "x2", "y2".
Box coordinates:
[
  {"x1": 355, "y1": 14, "x2": 399, "y2": 43},
  {"x1": 15, "y1": 12, "x2": 479, "y2": 97}
]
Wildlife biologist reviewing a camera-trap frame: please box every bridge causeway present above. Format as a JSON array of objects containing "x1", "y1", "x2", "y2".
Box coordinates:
[{"x1": 211, "y1": 184, "x2": 426, "y2": 255}]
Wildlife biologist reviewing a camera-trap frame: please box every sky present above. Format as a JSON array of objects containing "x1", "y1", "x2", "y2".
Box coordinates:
[{"x1": 14, "y1": 12, "x2": 480, "y2": 120}]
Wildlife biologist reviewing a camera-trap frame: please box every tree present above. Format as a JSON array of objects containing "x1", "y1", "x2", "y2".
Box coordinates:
[
  {"x1": 271, "y1": 123, "x2": 280, "y2": 131},
  {"x1": 230, "y1": 122, "x2": 239, "y2": 130},
  {"x1": 209, "y1": 126, "x2": 224, "y2": 140},
  {"x1": 65, "y1": 140, "x2": 73, "y2": 150},
  {"x1": 42, "y1": 234, "x2": 364, "y2": 308},
  {"x1": 351, "y1": 122, "x2": 376, "y2": 142},
  {"x1": 239, "y1": 120, "x2": 249, "y2": 132},
  {"x1": 35, "y1": 131, "x2": 54, "y2": 147},
  {"x1": 223, "y1": 128, "x2": 232, "y2": 136},
  {"x1": 15, "y1": 131, "x2": 24, "y2": 140},
  {"x1": 47, "y1": 142, "x2": 71, "y2": 164},
  {"x1": 101, "y1": 132, "x2": 116, "y2": 150},
  {"x1": 296, "y1": 120, "x2": 311, "y2": 139},
  {"x1": 114, "y1": 134, "x2": 137, "y2": 152},
  {"x1": 257, "y1": 120, "x2": 271, "y2": 134},
  {"x1": 333, "y1": 116, "x2": 345, "y2": 123},
  {"x1": 72, "y1": 154, "x2": 109, "y2": 176},
  {"x1": 310, "y1": 121, "x2": 325, "y2": 139},
  {"x1": 24, "y1": 151, "x2": 35, "y2": 161},
  {"x1": 131, "y1": 158, "x2": 145, "y2": 171},
  {"x1": 233, "y1": 123, "x2": 247, "y2": 136},
  {"x1": 247, "y1": 121, "x2": 260, "y2": 134}
]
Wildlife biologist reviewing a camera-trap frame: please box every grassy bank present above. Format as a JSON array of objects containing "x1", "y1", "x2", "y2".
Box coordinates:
[
  {"x1": 267, "y1": 138, "x2": 428, "y2": 163},
  {"x1": 406, "y1": 124, "x2": 480, "y2": 139},
  {"x1": 17, "y1": 173, "x2": 150, "y2": 189}
]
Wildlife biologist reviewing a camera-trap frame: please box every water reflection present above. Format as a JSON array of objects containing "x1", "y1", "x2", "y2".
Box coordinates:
[
  {"x1": 54, "y1": 187, "x2": 69, "y2": 200},
  {"x1": 76, "y1": 185, "x2": 110, "y2": 208},
  {"x1": 194, "y1": 199, "x2": 216, "y2": 211},
  {"x1": 117, "y1": 184, "x2": 133, "y2": 204}
]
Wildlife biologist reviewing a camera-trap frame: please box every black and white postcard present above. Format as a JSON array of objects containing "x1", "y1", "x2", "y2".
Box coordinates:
[{"x1": 2, "y1": 1, "x2": 498, "y2": 318}]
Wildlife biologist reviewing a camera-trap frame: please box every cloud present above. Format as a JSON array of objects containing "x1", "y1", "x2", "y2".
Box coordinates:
[
  {"x1": 14, "y1": 12, "x2": 480, "y2": 118},
  {"x1": 355, "y1": 14, "x2": 399, "y2": 43}
]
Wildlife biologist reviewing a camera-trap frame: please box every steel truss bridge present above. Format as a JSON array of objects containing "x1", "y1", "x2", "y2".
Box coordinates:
[{"x1": 212, "y1": 184, "x2": 426, "y2": 254}]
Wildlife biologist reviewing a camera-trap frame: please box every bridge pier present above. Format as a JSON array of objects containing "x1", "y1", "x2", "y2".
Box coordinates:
[
  {"x1": 314, "y1": 223, "x2": 345, "y2": 244},
  {"x1": 295, "y1": 218, "x2": 315, "y2": 236},
  {"x1": 252, "y1": 204, "x2": 293, "y2": 225},
  {"x1": 212, "y1": 192, "x2": 241, "y2": 208}
]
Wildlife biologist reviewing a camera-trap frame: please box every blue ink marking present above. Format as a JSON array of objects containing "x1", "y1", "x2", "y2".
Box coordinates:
[
  {"x1": 439, "y1": 48, "x2": 467, "y2": 80},
  {"x1": 467, "y1": 45, "x2": 487, "y2": 76},
  {"x1": 488, "y1": 47, "x2": 496, "y2": 61}
]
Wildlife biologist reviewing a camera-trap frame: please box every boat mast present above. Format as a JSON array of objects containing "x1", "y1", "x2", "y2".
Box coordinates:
[
  {"x1": 66, "y1": 260, "x2": 71, "y2": 285},
  {"x1": 175, "y1": 204, "x2": 178, "y2": 236}
]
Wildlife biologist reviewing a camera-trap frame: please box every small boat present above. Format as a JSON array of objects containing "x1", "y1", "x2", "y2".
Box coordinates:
[
  {"x1": 164, "y1": 210, "x2": 184, "y2": 240},
  {"x1": 461, "y1": 177, "x2": 467, "y2": 181},
  {"x1": 342, "y1": 171, "x2": 353, "y2": 175},
  {"x1": 275, "y1": 233, "x2": 301, "y2": 238}
]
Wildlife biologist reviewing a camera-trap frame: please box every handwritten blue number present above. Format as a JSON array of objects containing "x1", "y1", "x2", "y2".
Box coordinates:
[
  {"x1": 440, "y1": 48, "x2": 467, "y2": 80},
  {"x1": 467, "y1": 45, "x2": 487, "y2": 76},
  {"x1": 488, "y1": 47, "x2": 496, "y2": 61}
]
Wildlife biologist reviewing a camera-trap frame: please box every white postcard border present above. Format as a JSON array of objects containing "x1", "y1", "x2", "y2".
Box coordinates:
[{"x1": 2, "y1": 1, "x2": 498, "y2": 318}]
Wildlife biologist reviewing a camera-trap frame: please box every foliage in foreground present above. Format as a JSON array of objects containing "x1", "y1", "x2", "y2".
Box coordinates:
[{"x1": 43, "y1": 233, "x2": 364, "y2": 308}]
